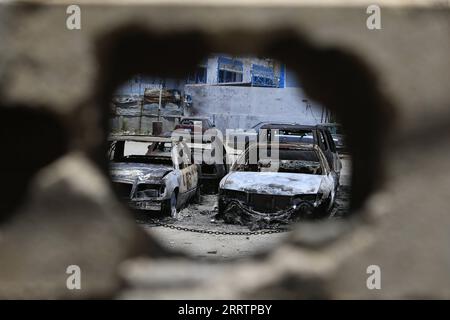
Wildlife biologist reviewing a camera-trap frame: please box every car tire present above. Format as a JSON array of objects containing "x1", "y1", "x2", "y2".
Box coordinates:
[
  {"x1": 163, "y1": 192, "x2": 178, "y2": 218},
  {"x1": 320, "y1": 197, "x2": 335, "y2": 218},
  {"x1": 193, "y1": 186, "x2": 201, "y2": 204},
  {"x1": 217, "y1": 197, "x2": 226, "y2": 216}
]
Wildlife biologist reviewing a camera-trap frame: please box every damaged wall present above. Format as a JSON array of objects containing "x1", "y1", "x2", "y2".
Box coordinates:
[
  {"x1": 110, "y1": 114, "x2": 180, "y2": 134},
  {"x1": 184, "y1": 85, "x2": 325, "y2": 131},
  {"x1": 0, "y1": 0, "x2": 449, "y2": 299}
]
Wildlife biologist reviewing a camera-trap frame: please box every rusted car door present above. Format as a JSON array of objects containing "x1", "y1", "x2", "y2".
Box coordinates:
[
  {"x1": 322, "y1": 129, "x2": 342, "y2": 175},
  {"x1": 316, "y1": 130, "x2": 332, "y2": 168},
  {"x1": 316, "y1": 129, "x2": 341, "y2": 175}
]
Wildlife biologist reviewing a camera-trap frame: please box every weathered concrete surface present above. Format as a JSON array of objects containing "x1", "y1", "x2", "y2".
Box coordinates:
[
  {"x1": 0, "y1": 153, "x2": 153, "y2": 298},
  {"x1": 0, "y1": 1, "x2": 449, "y2": 299},
  {"x1": 1, "y1": 3, "x2": 448, "y2": 139},
  {"x1": 185, "y1": 86, "x2": 324, "y2": 132}
]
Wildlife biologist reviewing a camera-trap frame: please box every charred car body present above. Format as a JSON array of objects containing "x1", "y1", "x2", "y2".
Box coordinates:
[
  {"x1": 217, "y1": 142, "x2": 339, "y2": 228},
  {"x1": 108, "y1": 135, "x2": 199, "y2": 217}
]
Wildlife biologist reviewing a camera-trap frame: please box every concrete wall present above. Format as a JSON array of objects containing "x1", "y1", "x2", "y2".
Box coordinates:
[
  {"x1": 4, "y1": 1, "x2": 450, "y2": 300},
  {"x1": 113, "y1": 56, "x2": 292, "y2": 135},
  {"x1": 184, "y1": 85, "x2": 326, "y2": 132},
  {"x1": 110, "y1": 115, "x2": 179, "y2": 135},
  {"x1": 116, "y1": 77, "x2": 185, "y2": 96}
]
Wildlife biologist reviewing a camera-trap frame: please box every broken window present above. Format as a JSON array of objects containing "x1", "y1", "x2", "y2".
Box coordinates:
[
  {"x1": 217, "y1": 56, "x2": 243, "y2": 83},
  {"x1": 318, "y1": 131, "x2": 329, "y2": 151},
  {"x1": 187, "y1": 60, "x2": 208, "y2": 84},
  {"x1": 251, "y1": 64, "x2": 277, "y2": 87},
  {"x1": 277, "y1": 129, "x2": 314, "y2": 144},
  {"x1": 233, "y1": 145, "x2": 324, "y2": 175}
]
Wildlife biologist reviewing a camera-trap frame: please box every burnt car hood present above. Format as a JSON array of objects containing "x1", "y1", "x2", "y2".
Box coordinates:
[
  {"x1": 221, "y1": 171, "x2": 324, "y2": 195},
  {"x1": 110, "y1": 162, "x2": 172, "y2": 183}
]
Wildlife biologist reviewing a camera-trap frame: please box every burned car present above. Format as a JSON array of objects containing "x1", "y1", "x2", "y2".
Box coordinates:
[
  {"x1": 108, "y1": 135, "x2": 199, "y2": 218},
  {"x1": 217, "y1": 142, "x2": 338, "y2": 228}
]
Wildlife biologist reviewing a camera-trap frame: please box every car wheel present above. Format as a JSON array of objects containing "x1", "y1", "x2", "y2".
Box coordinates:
[
  {"x1": 163, "y1": 192, "x2": 178, "y2": 218},
  {"x1": 319, "y1": 196, "x2": 334, "y2": 219},
  {"x1": 193, "y1": 186, "x2": 201, "y2": 204},
  {"x1": 217, "y1": 197, "x2": 226, "y2": 216},
  {"x1": 328, "y1": 191, "x2": 336, "y2": 212}
]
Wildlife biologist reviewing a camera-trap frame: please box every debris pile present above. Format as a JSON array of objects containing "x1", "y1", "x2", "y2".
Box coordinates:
[
  {"x1": 144, "y1": 88, "x2": 182, "y2": 105},
  {"x1": 215, "y1": 200, "x2": 313, "y2": 231}
]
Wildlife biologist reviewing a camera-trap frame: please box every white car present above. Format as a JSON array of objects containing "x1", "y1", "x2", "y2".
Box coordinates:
[
  {"x1": 217, "y1": 142, "x2": 338, "y2": 223},
  {"x1": 108, "y1": 135, "x2": 199, "y2": 218}
]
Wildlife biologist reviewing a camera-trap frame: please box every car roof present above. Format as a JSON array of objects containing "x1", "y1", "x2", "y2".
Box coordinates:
[
  {"x1": 259, "y1": 123, "x2": 317, "y2": 130},
  {"x1": 248, "y1": 142, "x2": 319, "y2": 151},
  {"x1": 108, "y1": 135, "x2": 173, "y2": 143},
  {"x1": 319, "y1": 122, "x2": 341, "y2": 126},
  {"x1": 253, "y1": 121, "x2": 298, "y2": 127},
  {"x1": 181, "y1": 117, "x2": 210, "y2": 121}
]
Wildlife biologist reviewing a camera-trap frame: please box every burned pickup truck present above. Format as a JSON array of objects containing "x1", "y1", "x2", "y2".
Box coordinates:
[
  {"x1": 217, "y1": 142, "x2": 339, "y2": 229},
  {"x1": 108, "y1": 135, "x2": 199, "y2": 218}
]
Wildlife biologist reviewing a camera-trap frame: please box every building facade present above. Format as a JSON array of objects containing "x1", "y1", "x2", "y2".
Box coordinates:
[{"x1": 113, "y1": 54, "x2": 329, "y2": 133}]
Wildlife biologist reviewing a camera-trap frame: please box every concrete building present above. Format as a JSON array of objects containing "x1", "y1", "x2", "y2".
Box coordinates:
[{"x1": 113, "y1": 54, "x2": 330, "y2": 133}]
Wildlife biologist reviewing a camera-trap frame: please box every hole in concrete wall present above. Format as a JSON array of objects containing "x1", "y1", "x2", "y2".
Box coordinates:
[
  {"x1": 0, "y1": 105, "x2": 69, "y2": 223},
  {"x1": 95, "y1": 26, "x2": 391, "y2": 260}
]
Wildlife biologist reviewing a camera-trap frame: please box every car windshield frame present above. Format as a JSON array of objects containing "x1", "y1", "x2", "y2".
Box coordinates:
[
  {"x1": 231, "y1": 143, "x2": 325, "y2": 175},
  {"x1": 109, "y1": 139, "x2": 175, "y2": 166}
]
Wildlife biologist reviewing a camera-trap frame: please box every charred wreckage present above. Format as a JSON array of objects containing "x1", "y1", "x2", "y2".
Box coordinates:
[
  {"x1": 109, "y1": 135, "x2": 200, "y2": 218},
  {"x1": 216, "y1": 142, "x2": 339, "y2": 229},
  {"x1": 108, "y1": 123, "x2": 342, "y2": 229}
]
